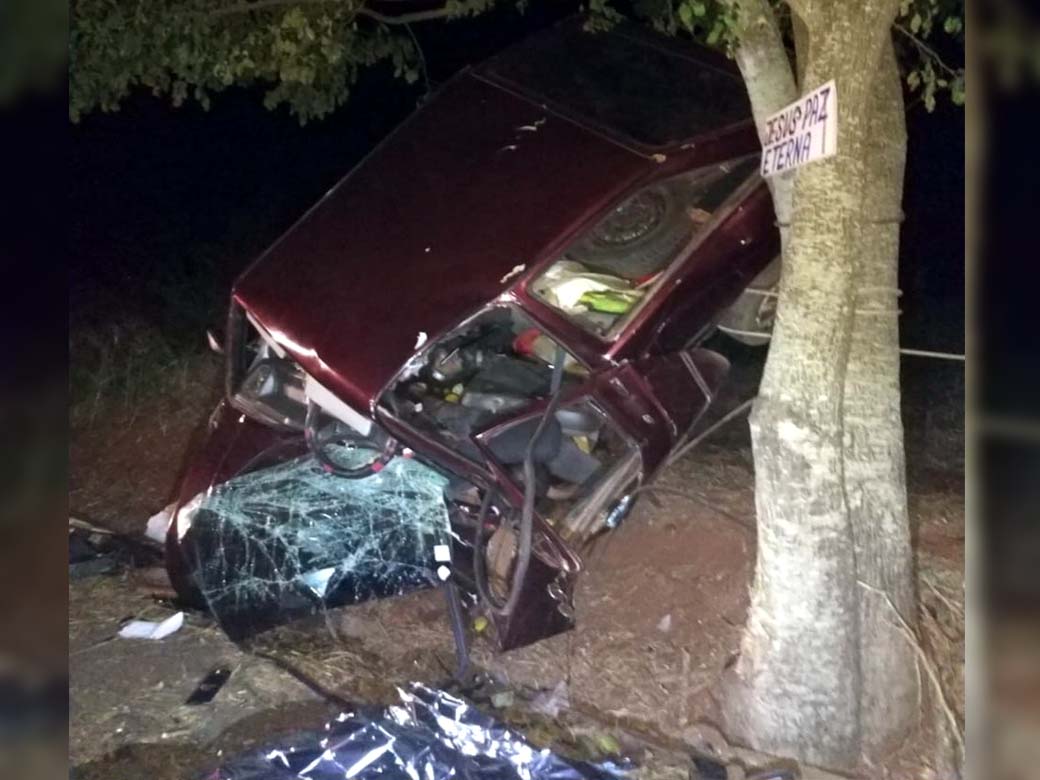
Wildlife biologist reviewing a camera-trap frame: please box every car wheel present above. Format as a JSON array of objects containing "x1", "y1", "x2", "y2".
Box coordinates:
[
  {"x1": 568, "y1": 181, "x2": 696, "y2": 280},
  {"x1": 717, "y1": 255, "x2": 781, "y2": 346}
]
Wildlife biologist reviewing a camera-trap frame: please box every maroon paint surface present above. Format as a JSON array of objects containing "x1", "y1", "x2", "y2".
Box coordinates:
[{"x1": 233, "y1": 73, "x2": 651, "y2": 411}]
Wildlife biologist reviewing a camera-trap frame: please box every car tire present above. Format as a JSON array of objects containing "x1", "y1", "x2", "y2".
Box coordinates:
[
  {"x1": 717, "y1": 256, "x2": 781, "y2": 346},
  {"x1": 568, "y1": 181, "x2": 696, "y2": 280}
]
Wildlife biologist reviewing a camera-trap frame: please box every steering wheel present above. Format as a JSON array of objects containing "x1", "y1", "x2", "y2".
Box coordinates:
[{"x1": 304, "y1": 401, "x2": 397, "y2": 479}]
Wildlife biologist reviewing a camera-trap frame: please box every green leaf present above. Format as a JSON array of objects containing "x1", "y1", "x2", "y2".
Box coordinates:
[
  {"x1": 910, "y1": 13, "x2": 922, "y2": 33},
  {"x1": 678, "y1": 3, "x2": 693, "y2": 29},
  {"x1": 943, "y1": 16, "x2": 962, "y2": 35},
  {"x1": 706, "y1": 21, "x2": 722, "y2": 46}
]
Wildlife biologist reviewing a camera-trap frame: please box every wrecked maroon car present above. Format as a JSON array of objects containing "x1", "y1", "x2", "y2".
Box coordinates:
[{"x1": 165, "y1": 19, "x2": 779, "y2": 653}]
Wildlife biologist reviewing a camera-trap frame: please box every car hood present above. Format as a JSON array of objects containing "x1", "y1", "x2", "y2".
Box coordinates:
[{"x1": 233, "y1": 72, "x2": 653, "y2": 412}]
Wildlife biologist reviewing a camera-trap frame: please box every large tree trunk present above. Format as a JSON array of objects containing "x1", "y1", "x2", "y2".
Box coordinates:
[
  {"x1": 843, "y1": 36, "x2": 918, "y2": 759},
  {"x1": 722, "y1": 0, "x2": 900, "y2": 768}
]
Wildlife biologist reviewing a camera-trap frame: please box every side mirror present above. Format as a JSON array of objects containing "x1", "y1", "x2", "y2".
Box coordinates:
[{"x1": 206, "y1": 329, "x2": 224, "y2": 355}]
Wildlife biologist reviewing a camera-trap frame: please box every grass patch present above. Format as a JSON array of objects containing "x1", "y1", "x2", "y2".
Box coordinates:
[{"x1": 69, "y1": 318, "x2": 213, "y2": 429}]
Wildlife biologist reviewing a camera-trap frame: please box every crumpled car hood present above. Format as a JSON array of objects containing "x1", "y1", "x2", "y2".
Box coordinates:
[{"x1": 232, "y1": 72, "x2": 651, "y2": 412}]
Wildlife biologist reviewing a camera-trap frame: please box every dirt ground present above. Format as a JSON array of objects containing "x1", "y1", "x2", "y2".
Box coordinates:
[{"x1": 68, "y1": 351, "x2": 964, "y2": 779}]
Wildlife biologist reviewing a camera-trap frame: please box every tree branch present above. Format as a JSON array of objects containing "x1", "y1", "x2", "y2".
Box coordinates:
[
  {"x1": 211, "y1": 0, "x2": 346, "y2": 17},
  {"x1": 357, "y1": 6, "x2": 454, "y2": 25},
  {"x1": 210, "y1": 0, "x2": 455, "y2": 25},
  {"x1": 893, "y1": 23, "x2": 962, "y2": 78}
]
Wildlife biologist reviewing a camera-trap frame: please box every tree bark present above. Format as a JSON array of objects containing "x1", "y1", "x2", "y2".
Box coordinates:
[
  {"x1": 715, "y1": 0, "x2": 797, "y2": 343},
  {"x1": 722, "y1": 0, "x2": 900, "y2": 768},
  {"x1": 843, "y1": 35, "x2": 918, "y2": 758},
  {"x1": 730, "y1": 0, "x2": 798, "y2": 233}
]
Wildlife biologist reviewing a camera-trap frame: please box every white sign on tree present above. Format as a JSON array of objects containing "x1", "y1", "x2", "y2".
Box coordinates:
[{"x1": 760, "y1": 80, "x2": 838, "y2": 178}]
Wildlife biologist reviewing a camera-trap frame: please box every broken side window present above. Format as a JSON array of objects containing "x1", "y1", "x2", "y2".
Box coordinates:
[{"x1": 528, "y1": 155, "x2": 759, "y2": 339}]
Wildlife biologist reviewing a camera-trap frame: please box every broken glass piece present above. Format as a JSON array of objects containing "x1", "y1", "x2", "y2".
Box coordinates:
[{"x1": 181, "y1": 445, "x2": 451, "y2": 639}]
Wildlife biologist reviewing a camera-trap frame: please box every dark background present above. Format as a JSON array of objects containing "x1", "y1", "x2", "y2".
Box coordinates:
[{"x1": 69, "y1": 5, "x2": 965, "y2": 354}]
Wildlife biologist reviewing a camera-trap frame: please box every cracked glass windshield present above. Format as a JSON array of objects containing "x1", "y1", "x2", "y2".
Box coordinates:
[{"x1": 178, "y1": 443, "x2": 452, "y2": 639}]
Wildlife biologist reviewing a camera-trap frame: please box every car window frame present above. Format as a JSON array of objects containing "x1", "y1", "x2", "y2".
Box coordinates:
[{"x1": 522, "y1": 154, "x2": 763, "y2": 347}]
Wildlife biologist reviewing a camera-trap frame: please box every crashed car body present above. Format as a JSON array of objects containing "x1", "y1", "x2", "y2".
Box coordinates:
[{"x1": 166, "y1": 19, "x2": 779, "y2": 650}]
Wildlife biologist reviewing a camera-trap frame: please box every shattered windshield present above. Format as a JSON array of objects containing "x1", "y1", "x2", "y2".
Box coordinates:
[{"x1": 179, "y1": 443, "x2": 452, "y2": 639}]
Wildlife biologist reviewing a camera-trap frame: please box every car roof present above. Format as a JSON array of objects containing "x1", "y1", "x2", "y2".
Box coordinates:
[{"x1": 477, "y1": 18, "x2": 752, "y2": 151}]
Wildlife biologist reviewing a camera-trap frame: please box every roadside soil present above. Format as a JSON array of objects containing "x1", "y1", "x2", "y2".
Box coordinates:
[{"x1": 68, "y1": 349, "x2": 964, "y2": 779}]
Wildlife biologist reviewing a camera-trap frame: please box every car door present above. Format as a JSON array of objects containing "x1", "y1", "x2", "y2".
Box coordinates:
[{"x1": 597, "y1": 346, "x2": 730, "y2": 476}]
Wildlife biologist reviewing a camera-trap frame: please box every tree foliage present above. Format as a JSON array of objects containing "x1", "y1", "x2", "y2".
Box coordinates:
[
  {"x1": 70, "y1": 0, "x2": 962, "y2": 123},
  {"x1": 596, "y1": 0, "x2": 963, "y2": 110},
  {"x1": 71, "y1": 0, "x2": 488, "y2": 122}
]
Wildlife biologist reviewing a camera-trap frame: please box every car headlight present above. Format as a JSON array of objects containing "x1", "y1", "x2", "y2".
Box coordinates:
[{"x1": 227, "y1": 305, "x2": 308, "y2": 429}]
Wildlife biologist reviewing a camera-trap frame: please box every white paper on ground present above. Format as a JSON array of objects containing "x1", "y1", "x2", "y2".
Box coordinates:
[
  {"x1": 144, "y1": 503, "x2": 175, "y2": 544},
  {"x1": 118, "y1": 611, "x2": 185, "y2": 640}
]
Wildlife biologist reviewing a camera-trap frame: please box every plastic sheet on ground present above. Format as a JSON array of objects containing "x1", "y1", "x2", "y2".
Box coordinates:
[
  {"x1": 180, "y1": 445, "x2": 452, "y2": 639},
  {"x1": 203, "y1": 683, "x2": 629, "y2": 780}
]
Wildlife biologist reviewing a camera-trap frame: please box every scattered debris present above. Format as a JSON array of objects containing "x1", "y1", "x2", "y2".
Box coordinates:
[
  {"x1": 490, "y1": 689, "x2": 516, "y2": 709},
  {"x1": 656, "y1": 614, "x2": 672, "y2": 633},
  {"x1": 68, "y1": 525, "x2": 120, "y2": 579},
  {"x1": 185, "y1": 667, "x2": 232, "y2": 705},
  {"x1": 70, "y1": 517, "x2": 164, "y2": 578},
  {"x1": 530, "y1": 680, "x2": 570, "y2": 718},
  {"x1": 118, "y1": 611, "x2": 184, "y2": 640}
]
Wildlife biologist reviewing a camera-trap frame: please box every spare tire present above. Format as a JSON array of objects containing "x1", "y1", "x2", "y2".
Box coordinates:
[
  {"x1": 717, "y1": 256, "x2": 781, "y2": 346},
  {"x1": 568, "y1": 181, "x2": 696, "y2": 280}
]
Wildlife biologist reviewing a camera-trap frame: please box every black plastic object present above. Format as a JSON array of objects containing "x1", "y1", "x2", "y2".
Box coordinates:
[
  {"x1": 68, "y1": 529, "x2": 119, "y2": 579},
  {"x1": 185, "y1": 667, "x2": 232, "y2": 705},
  {"x1": 466, "y1": 354, "x2": 553, "y2": 397},
  {"x1": 691, "y1": 752, "x2": 728, "y2": 780},
  {"x1": 486, "y1": 415, "x2": 563, "y2": 465},
  {"x1": 207, "y1": 683, "x2": 628, "y2": 780},
  {"x1": 547, "y1": 437, "x2": 602, "y2": 484}
]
